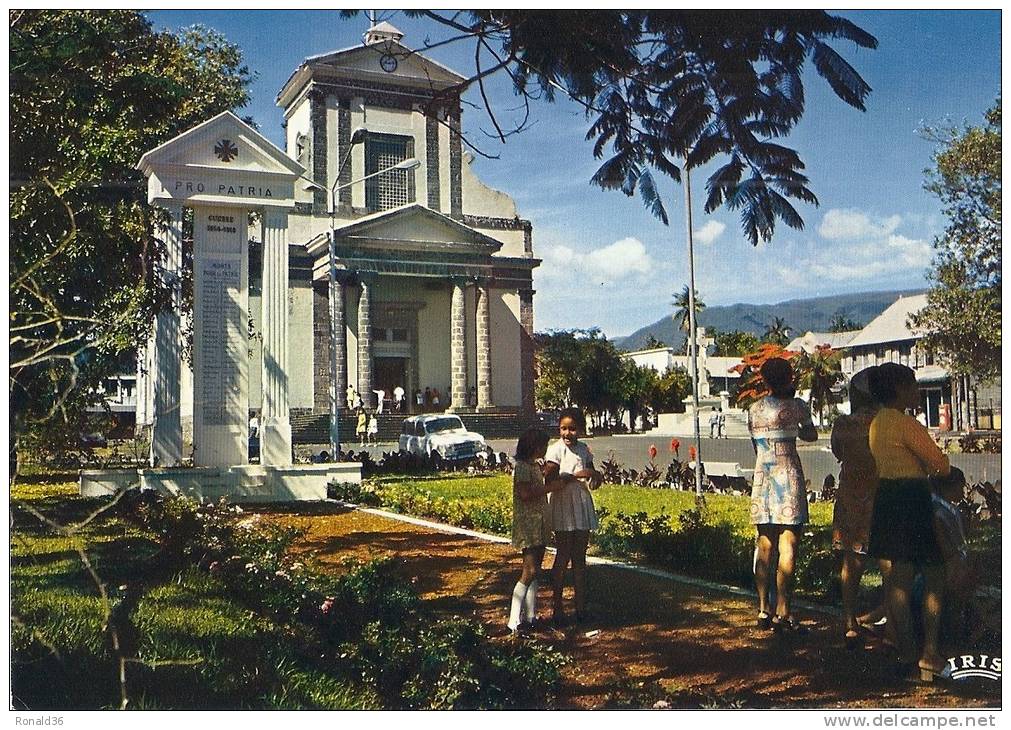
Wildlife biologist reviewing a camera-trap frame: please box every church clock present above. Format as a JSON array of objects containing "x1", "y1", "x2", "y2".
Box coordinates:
[{"x1": 379, "y1": 53, "x2": 398, "y2": 73}]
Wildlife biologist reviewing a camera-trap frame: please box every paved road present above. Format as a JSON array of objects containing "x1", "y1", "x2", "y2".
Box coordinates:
[
  {"x1": 487, "y1": 435, "x2": 1002, "y2": 491},
  {"x1": 302, "y1": 435, "x2": 1000, "y2": 491}
]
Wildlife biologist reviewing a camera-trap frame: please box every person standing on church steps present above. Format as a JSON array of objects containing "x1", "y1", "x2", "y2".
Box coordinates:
[
  {"x1": 393, "y1": 384, "x2": 405, "y2": 413},
  {"x1": 424, "y1": 387, "x2": 432, "y2": 412},
  {"x1": 415, "y1": 388, "x2": 423, "y2": 414},
  {"x1": 432, "y1": 387, "x2": 441, "y2": 411},
  {"x1": 346, "y1": 385, "x2": 357, "y2": 411}
]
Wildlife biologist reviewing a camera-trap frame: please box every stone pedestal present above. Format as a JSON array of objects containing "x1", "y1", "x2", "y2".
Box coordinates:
[
  {"x1": 192, "y1": 207, "x2": 249, "y2": 467},
  {"x1": 260, "y1": 207, "x2": 292, "y2": 465},
  {"x1": 150, "y1": 204, "x2": 185, "y2": 466}
]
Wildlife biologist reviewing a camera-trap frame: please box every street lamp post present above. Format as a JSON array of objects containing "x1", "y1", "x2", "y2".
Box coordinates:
[
  {"x1": 303, "y1": 153, "x2": 421, "y2": 461},
  {"x1": 683, "y1": 167, "x2": 705, "y2": 502}
]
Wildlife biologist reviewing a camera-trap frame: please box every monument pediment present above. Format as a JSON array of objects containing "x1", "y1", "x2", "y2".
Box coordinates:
[
  {"x1": 137, "y1": 111, "x2": 304, "y2": 209},
  {"x1": 332, "y1": 204, "x2": 503, "y2": 255}
]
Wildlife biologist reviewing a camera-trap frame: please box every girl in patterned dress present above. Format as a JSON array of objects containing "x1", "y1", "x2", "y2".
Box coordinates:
[
  {"x1": 507, "y1": 428, "x2": 562, "y2": 634},
  {"x1": 544, "y1": 408, "x2": 603, "y2": 626},
  {"x1": 748, "y1": 357, "x2": 817, "y2": 633}
]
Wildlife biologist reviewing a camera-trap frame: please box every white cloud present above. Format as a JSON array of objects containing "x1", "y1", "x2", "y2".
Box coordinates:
[
  {"x1": 818, "y1": 209, "x2": 902, "y2": 240},
  {"x1": 538, "y1": 236, "x2": 654, "y2": 283},
  {"x1": 693, "y1": 220, "x2": 726, "y2": 245},
  {"x1": 773, "y1": 226, "x2": 931, "y2": 286}
]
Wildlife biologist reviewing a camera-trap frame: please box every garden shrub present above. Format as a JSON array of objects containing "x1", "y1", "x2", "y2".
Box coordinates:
[{"x1": 106, "y1": 487, "x2": 563, "y2": 709}]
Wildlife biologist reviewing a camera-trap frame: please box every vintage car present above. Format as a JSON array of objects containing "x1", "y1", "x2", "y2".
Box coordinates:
[{"x1": 398, "y1": 414, "x2": 486, "y2": 461}]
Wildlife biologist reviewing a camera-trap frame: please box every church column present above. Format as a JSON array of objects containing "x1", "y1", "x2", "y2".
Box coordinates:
[
  {"x1": 331, "y1": 272, "x2": 348, "y2": 404},
  {"x1": 357, "y1": 274, "x2": 374, "y2": 408},
  {"x1": 518, "y1": 287, "x2": 536, "y2": 415},
  {"x1": 259, "y1": 206, "x2": 292, "y2": 466},
  {"x1": 150, "y1": 203, "x2": 185, "y2": 467},
  {"x1": 450, "y1": 278, "x2": 469, "y2": 410},
  {"x1": 475, "y1": 280, "x2": 494, "y2": 410}
]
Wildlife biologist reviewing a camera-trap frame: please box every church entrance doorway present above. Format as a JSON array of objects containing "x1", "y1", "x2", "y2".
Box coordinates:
[{"x1": 375, "y1": 356, "x2": 409, "y2": 413}]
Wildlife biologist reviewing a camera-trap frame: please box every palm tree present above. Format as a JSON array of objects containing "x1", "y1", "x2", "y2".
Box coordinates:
[
  {"x1": 796, "y1": 346, "x2": 844, "y2": 425},
  {"x1": 828, "y1": 313, "x2": 862, "y2": 332},
  {"x1": 763, "y1": 316, "x2": 791, "y2": 346},
  {"x1": 672, "y1": 285, "x2": 706, "y2": 335}
]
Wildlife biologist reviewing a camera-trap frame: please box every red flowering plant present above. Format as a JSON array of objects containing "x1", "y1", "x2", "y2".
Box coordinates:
[{"x1": 730, "y1": 343, "x2": 802, "y2": 409}]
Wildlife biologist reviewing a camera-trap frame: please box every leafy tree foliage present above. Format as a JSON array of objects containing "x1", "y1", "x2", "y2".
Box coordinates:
[
  {"x1": 651, "y1": 366, "x2": 693, "y2": 414},
  {"x1": 9, "y1": 10, "x2": 252, "y2": 459},
  {"x1": 711, "y1": 329, "x2": 761, "y2": 357},
  {"x1": 794, "y1": 346, "x2": 844, "y2": 424},
  {"x1": 612, "y1": 360, "x2": 660, "y2": 431},
  {"x1": 533, "y1": 329, "x2": 622, "y2": 419},
  {"x1": 911, "y1": 100, "x2": 1001, "y2": 380},
  {"x1": 730, "y1": 342, "x2": 838, "y2": 416},
  {"x1": 762, "y1": 316, "x2": 792, "y2": 346},
  {"x1": 644, "y1": 335, "x2": 668, "y2": 349},
  {"x1": 390, "y1": 10, "x2": 876, "y2": 243},
  {"x1": 828, "y1": 313, "x2": 863, "y2": 332}
]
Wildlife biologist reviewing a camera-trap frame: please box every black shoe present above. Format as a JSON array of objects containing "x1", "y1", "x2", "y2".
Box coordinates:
[
  {"x1": 844, "y1": 630, "x2": 862, "y2": 650},
  {"x1": 772, "y1": 615, "x2": 809, "y2": 636},
  {"x1": 757, "y1": 611, "x2": 773, "y2": 630}
]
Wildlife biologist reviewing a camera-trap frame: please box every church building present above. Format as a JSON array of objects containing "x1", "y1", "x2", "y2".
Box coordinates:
[{"x1": 137, "y1": 22, "x2": 539, "y2": 442}]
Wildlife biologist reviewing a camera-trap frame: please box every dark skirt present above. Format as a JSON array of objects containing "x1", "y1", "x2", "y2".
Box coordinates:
[{"x1": 868, "y1": 478, "x2": 944, "y2": 566}]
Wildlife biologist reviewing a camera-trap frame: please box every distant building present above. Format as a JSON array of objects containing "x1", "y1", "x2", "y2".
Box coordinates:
[
  {"x1": 785, "y1": 330, "x2": 859, "y2": 354},
  {"x1": 621, "y1": 346, "x2": 743, "y2": 395},
  {"x1": 839, "y1": 294, "x2": 999, "y2": 430}
]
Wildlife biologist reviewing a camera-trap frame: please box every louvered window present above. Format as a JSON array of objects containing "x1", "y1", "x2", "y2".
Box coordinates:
[{"x1": 365, "y1": 133, "x2": 415, "y2": 211}]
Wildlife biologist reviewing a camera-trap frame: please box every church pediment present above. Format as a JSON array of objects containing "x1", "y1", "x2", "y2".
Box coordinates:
[
  {"x1": 332, "y1": 204, "x2": 503, "y2": 255},
  {"x1": 316, "y1": 41, "x2": 465, "y2": 87},
  {"x1": 278, "y1": 41, "x2": 465, "y2": 109},
  {"x1": 137, "y1": 111, "x2": 304, "y2": 208}
]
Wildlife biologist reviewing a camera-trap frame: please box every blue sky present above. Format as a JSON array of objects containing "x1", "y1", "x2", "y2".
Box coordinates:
[{"x1": 146, "y1": 10, "x2": 1001, "y2": 338}]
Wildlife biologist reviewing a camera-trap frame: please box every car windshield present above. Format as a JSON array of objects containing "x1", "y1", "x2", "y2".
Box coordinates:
[{"x1": 425, "y1": 417, "x2": 464, "y2": 434}]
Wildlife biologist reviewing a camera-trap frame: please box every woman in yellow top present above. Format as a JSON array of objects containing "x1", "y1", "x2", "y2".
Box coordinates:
[{"x1": 867, "y1": 363, "x2": 950, "y2": 681}]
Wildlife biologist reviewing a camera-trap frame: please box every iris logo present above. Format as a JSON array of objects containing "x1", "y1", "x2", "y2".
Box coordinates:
[{"x1": 944, "y1": 655, "x2": 1001, "y2": 681}]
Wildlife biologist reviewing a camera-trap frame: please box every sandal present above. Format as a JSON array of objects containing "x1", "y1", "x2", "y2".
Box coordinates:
[
  {"x1": 918, "y1": 660, "x2": 950, "y2": 683},
  {"x1": 772, "y1": 615, "x2": 810, "y2": 635},
  {"x1": 756, "y1": 611, "x2": 773, "y2": 630}
]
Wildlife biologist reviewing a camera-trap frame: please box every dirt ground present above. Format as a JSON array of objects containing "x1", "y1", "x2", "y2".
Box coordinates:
[{"x1": 262, "y1": 503, "x2": 1000, "y2": 710}]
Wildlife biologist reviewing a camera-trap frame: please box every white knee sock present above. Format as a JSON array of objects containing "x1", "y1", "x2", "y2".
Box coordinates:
[
  {"x1": 507, "y1": 580, "x2": 527, "y2": 631},
  {"x1": 523, "y1": 579, "x2": 538, "y2": 623}
]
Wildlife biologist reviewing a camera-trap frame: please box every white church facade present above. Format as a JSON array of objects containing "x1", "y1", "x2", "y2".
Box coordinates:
[{"x1": 137, "y1": 23, "x2": 538, "y2": 443}]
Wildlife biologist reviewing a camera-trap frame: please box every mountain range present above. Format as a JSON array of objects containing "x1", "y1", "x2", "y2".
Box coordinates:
[{"x1": 614, "y1": 289, "x2": 925, "y2": 352}]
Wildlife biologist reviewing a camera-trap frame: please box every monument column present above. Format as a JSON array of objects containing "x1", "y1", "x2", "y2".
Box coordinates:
[
  {"x1": 192, "y1": 207, "x2": 249, "y2": 467},
  {"x1": 357, "y1": 275, "x2": 374, "y2": 408},
  {"x1": 150, "y1": 203, "x2": 185, "y2": 466},
  {"x1": 518, "y1": 287, "x2": 536, "y2": 414},
  {"x1": 475, "y1": 280, "x2": 494, "y2": 410},
  {"x1": 450, "y1": 278, "x2": 469, "y2": 410},
  {"x1": 259, "y1": 206, "x2": 292, "y2": 466}
]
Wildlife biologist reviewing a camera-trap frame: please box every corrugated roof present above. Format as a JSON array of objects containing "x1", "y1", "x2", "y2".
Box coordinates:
[
  {"x1": 846, "y1": 294, "x2": 928, "y2": 348},
  {"x1": 786, "y1": 330, "x2": 859, "y2": 353}
]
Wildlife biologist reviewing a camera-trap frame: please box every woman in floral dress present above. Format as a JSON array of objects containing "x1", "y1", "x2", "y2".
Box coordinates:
[{"x1": 749, "y1": 357, "x2": 817, "y2": 633}]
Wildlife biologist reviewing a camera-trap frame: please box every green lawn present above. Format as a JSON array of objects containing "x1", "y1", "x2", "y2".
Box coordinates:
[
  {"x1": 11, "y1": 476, "x2": 380, "y2": 709},
  {"x1": 370, "y1": 473, "x2": 835, "y2": 539}
]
